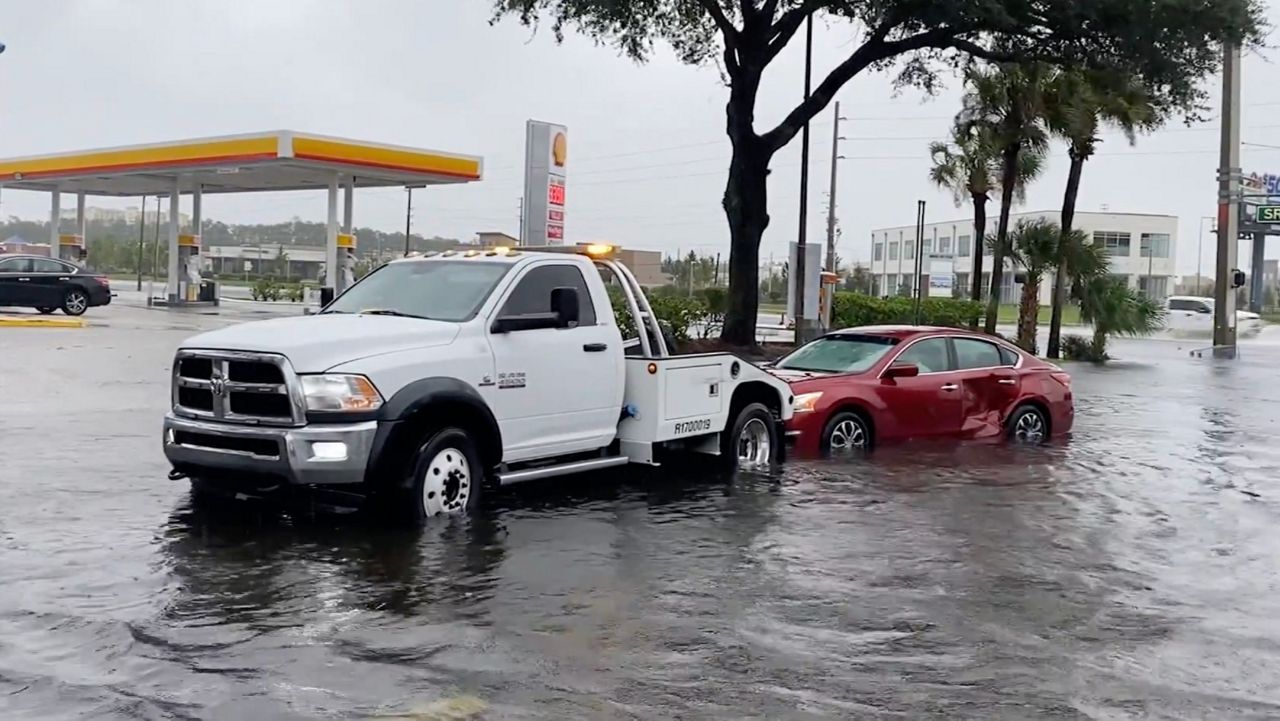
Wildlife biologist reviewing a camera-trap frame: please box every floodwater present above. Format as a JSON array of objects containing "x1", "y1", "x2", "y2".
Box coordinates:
[{"x1": 3, "y1": 305, "x2": 1280, "y2": 719}]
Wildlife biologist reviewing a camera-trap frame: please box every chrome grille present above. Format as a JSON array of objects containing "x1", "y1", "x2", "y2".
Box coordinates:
[{"x1": 172, "y1": 350, "x2": 303, "y2": 426}]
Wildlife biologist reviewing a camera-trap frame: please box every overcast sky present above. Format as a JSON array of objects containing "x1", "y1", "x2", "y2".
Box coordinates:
[{"x1": 3, "y1": 0, "x2": 1280, "y2": 274}]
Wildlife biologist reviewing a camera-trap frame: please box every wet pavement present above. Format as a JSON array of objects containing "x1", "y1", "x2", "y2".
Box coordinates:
[{"x1": 3, "y1": 304, "x2": 1280, "y2": 720}]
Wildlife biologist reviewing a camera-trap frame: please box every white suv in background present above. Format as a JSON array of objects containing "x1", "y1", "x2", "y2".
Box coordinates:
[{"x1": 1164, "y1": 295, "x2": 1262, "y2": 336}]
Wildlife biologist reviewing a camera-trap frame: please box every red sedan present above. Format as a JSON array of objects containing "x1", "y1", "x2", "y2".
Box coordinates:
[{"x1": 772, "y1": 326, "x2": 1073, "y2": 456}]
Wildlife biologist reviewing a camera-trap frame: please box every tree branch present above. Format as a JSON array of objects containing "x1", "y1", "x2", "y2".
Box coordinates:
[
  {"x1": 761, "y1": 24, "x2": 954, "y2": 152},
  {"x1": 764, "y1": 0, "x2": 825, "y2": 60},
  {"x1": 696, "y1": 0, "x2": 739, "y2": 43}
]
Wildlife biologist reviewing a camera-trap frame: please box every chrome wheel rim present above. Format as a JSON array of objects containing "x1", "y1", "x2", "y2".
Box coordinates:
[
  {"x1": 829, "y1": 418, "x2": 867, "y2": 452},
  {"x1": 1013, "y1": 411, "x2": 1046, "y2": 443},
  {"x1": 736, "y1": 418, "x2": 772, "y2": 467},
  {"x1": 65, "y1": 292, "x2": 87, "y2": 314},
  {"x1": 421, "y1": 447, "x2": 471, "y2": 517}
]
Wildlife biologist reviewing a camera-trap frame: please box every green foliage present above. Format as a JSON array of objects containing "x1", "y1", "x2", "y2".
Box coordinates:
[
  {"x1": 1060, "y1": 334, "x2": 1103, "y2": 362},
  {"x1": 249, "y1": 277, "x2": 305, "y2": 303},
  {"x1": 1079, "y1": 275, "x2": 1165, "y2": 359},
  {"x1": 830, "y1": 293, "x2": 984, "y2": 329},
  {"x1": 609, "y1": 286, "x2": 709, "y2": 341},
  {"x1": 251, "y1": 277, "x2": 281, "y2": 302}
]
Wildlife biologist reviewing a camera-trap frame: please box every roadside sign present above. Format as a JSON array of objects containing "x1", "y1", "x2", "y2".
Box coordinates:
[{"x1": 1256, "y1": 205, "x2": 1280, "y2": 223}]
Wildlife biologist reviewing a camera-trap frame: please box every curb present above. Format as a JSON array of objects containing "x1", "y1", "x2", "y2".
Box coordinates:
[{"x1": 0, "y1": 316, "x2": 88, "y2": 328}]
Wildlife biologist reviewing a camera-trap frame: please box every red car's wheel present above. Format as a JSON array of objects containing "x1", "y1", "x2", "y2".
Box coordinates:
[
  {"x1": 1007, "y1": 404, "x2": 1049, "y2": 444},
  {"x1": 821, "y1": 411, "x2": 871, "y2": 455}
]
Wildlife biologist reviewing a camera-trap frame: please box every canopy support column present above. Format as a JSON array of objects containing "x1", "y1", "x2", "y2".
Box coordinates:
[
  {"x1": 48, "y1": 191, "x2": 61, "y2": 255},
  {"x1": 325, "y1": 175, "x2": 339, "y2": 291},
  {"x1": 165, "y1": 178, "x2": 180, "y2": 302},
  {"x1": 76, "y1": 192, "x2": 86, "y2": 261}
]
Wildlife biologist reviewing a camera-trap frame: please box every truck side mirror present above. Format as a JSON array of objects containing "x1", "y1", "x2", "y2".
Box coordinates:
[{"x1": 551, "y1": 286, "x2": 580, "y2": 328}]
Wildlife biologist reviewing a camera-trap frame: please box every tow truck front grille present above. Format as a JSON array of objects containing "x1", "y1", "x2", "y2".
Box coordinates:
[{"x1": 172, "y1": 351, "x2": 301, "y2": 426}]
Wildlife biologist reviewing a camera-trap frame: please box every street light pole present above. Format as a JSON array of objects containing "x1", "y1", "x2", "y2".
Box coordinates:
[{"x1": 793, "y1": 14, "x2": 813, "y2": 345}]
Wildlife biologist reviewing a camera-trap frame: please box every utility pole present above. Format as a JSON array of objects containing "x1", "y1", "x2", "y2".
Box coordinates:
[
  {"x1": 517, "y1": 197, "x2": 524, "y2": 244},
  {"x1": 825, "y1": 101, "x2": 845, "y2": 273},
  {"x1": 912, "y1": 200, "x2": 926, "y2": 325},
  {"x1": 403, "y1": 187, "x2": 414, "y2": 257},
  {"x1": 135, "y1": 196, "x2": 146, "y2": 291},
  {"x1": 1214, "y1": 42, "x2": 1241, "y2": 354},
  {"x1": 793, "y1": 14, "x2": 813, "y2": 345}
]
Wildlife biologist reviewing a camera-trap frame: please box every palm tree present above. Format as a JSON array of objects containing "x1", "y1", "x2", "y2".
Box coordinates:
[
  {"x1": 1078, "y1": 275, "x2": 1165, "y2": 360},
  {"x1": 1000, "y1": 218, "x2": 1058, "y2": 352},
  {"x1": 928, "y1": 124, "x2": 999, "y2": 307},
  {"x1": 999, "y1": 219, "x2": 1102, "y2": 353},
  {"x1": 957, "y1": 62, "x2": 1053, "y2": 333},
  {"x1": 1044, "y1": 70, "x2": 1158, "y2": 358}
]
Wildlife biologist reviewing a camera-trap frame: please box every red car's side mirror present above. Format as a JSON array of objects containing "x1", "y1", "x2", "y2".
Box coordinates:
[{"x1": 883, "y1": 362, "x2": 920, "y2": 379}]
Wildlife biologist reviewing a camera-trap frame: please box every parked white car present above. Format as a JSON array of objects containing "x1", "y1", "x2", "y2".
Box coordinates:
[{"x1": 1164, "y1": 295, "x2": 1263, "y2": 336}]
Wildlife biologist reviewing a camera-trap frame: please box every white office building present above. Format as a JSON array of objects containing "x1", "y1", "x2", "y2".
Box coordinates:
[{"x1": 868, "y1": 210, "x2": 1178, "y2": 304}]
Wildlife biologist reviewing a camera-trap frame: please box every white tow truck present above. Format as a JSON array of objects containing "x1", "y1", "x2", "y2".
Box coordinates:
[{"x1": 163, "y1": 245, "x2": 793, "y2": 520}]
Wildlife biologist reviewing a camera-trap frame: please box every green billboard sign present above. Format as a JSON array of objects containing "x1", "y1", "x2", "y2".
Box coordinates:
[{"x1": 1256, "y1": 205, "x2": 1280, "y2": 223}]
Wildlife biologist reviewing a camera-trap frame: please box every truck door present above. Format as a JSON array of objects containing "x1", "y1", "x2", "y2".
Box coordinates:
[{"x1": 486, "y1": 261, "x2": 624, "y2": 462}]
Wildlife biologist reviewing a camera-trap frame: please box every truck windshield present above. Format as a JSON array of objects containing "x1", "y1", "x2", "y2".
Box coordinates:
[
  {"x1": 322, "y1": 260, "x2": 510, "y2": 322},
  {"x1": 775, "y1": 334, "x2": 899, "y2": 373}
]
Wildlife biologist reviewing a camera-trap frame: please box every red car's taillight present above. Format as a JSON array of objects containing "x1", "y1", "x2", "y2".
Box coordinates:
[{"x1": 1049, "y1": 372, "x2": 1071, "y2": 388}]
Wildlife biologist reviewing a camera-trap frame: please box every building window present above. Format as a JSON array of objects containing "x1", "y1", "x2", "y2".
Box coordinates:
[
  {"x1": 888, "y1": 242, "x2": 899, "y2": 261},
  {"x1": 899, "y1": 274, "x2": 913, "y2": 296},
  {"x1": 1094, "y1": 231, "x2": 1132, "y2": 256},
  {"x1": 1140, "y1": 233, "x2": 1170, "y2": 258},
  {"x1": 939, "y1": 236, "x2": 952, "y2": 256},
  {"x1": 955, "y1": 272, "x2": 970, "y2": 294},
  {"x1": 1139, "y1": 275, "x2": 1169, "y2": 299},
  {"x1": 873, "y1": 242, "x2": 883, "y2": 262},
  {"x1": 904, "y1": 240, "x2": 915, "y2": 260},
  {"x1": 885, "y1": 274, "x2": 898, "y2": 296},
  {"x1": 922, "y1": 238, "x2": 933, "y2": 255},
  {"x1": 957, "y1": 235, "x2": 971, "y2": 257}
]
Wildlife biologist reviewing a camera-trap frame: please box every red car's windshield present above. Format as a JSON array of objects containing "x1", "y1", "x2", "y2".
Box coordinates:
[{"x1": 776, "y1": 334, "x2": 900, "y2": 374}]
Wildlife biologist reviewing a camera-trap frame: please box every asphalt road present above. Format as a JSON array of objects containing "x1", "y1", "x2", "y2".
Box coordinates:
[{"x1": 2, "y1": 304, "x2": 1280, "y2": 719}]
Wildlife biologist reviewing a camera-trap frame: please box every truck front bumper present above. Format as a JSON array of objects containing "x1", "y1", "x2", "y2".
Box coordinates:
[{"x1": 163, "y1": 413, "x2": 377, "y2": 486}]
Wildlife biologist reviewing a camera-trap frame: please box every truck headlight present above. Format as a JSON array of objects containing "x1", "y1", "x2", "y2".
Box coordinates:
[
  {"x1": 299, "y1": 374, "x2": 383, "y2": 412},
  {"x1": 793, "y1": 391, "x2": 823, "y2": 413}
]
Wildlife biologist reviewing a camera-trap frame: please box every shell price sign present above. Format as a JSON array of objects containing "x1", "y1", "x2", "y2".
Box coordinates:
[{"x1": 521, "y1": 120, "x2": 567, "y2": 245}]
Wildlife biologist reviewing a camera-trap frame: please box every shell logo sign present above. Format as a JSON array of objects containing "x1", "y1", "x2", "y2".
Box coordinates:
[
  {"x1": 522, "y1": 120, "x2": 568, "y2": 245},
  {"x1": 552, "y1": 132, "x2": 567, "y2": 168}
]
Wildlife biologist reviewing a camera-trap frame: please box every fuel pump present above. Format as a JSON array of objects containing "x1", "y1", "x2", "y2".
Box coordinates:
[
  {"x1": 58, "y1": 234, "x2": 84, "y2": 264},
  {"x1": 177, "y1": 234, "x2": 202, "y2": 302},
  {"x1": 337, "y1": 233, "x2": 357, "y2": 293}
]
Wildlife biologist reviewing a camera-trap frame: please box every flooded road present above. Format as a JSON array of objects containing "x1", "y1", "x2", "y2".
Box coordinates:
[{"x1": 3, "y1": 308, "x2": 1280, "y2": 719}]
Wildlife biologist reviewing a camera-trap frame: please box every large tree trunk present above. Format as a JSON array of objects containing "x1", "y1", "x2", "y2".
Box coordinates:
[
  {"x1": 1016, "y1": 272, "x2": 1041, "y2": 353},
  {"x1": 1046, "y1": 152, "x2": 1086, "y2": 358},
  {"x1": 984, "y1": 143, "x2": 1021, "y2": 333},
  {"x1": 721, "y1": 68, "x2": 771, "y2": 347},
  {"x1": 969, "y1": 194, "x2": 987, "y2": 326}
]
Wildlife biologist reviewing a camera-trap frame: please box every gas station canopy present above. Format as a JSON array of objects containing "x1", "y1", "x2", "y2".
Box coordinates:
[{"x1": 0, "y1": 130, "x2": 483, "y2": 195}]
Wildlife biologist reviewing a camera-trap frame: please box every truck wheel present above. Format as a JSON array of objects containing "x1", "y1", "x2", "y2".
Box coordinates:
[
  {"x1": 722, "y1": 402, "x2": 778, "y2": 469},
  {"x1": 406, "y1": 427, "x2": 484, "y2": 522}
]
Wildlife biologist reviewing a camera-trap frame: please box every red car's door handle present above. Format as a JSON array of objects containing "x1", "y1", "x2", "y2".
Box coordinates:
[
  {"x1": 996, "y1": 378, "x2": 1018, "y2": 385},
  {"x1": 940, "y1": 383, "x2": 959, "y2": 392}
]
